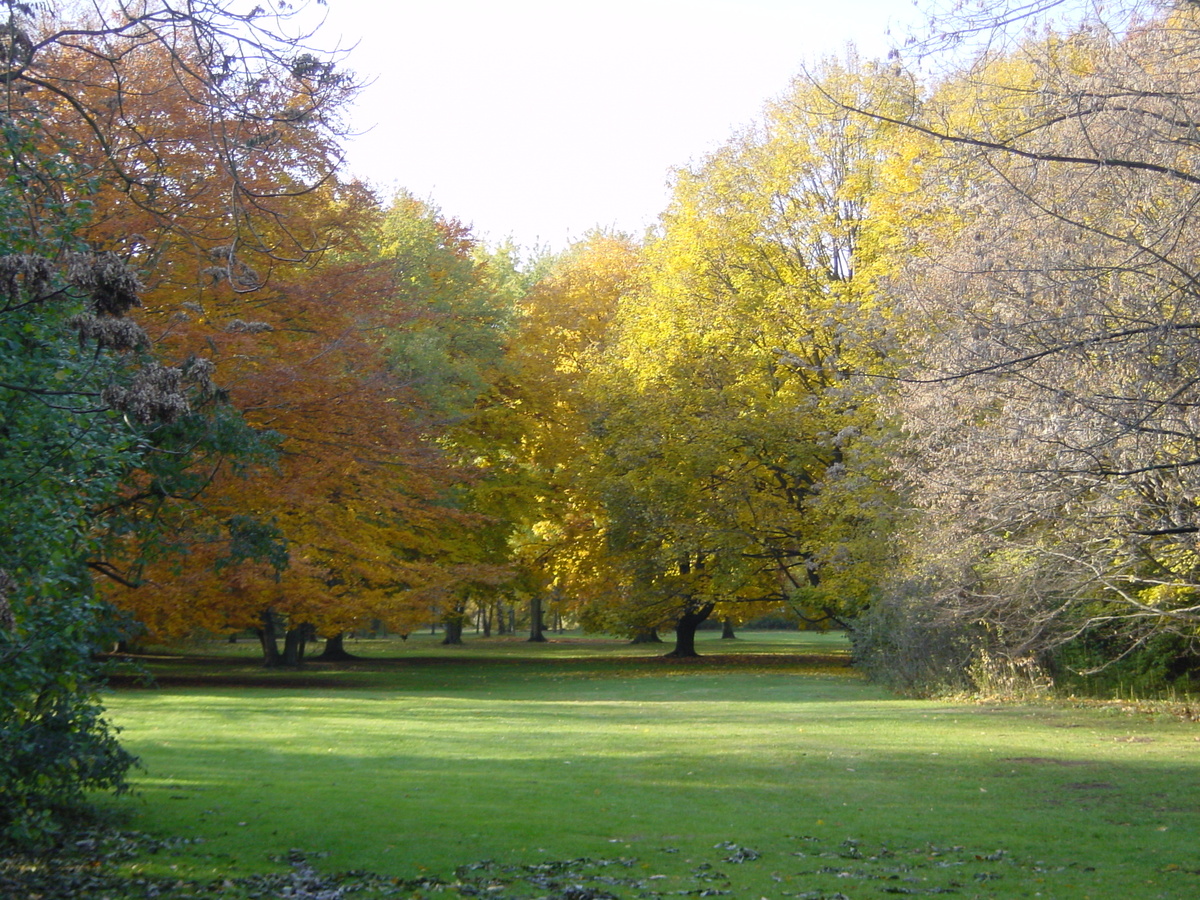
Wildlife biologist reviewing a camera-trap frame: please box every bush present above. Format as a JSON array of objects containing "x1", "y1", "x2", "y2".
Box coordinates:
[
  {"x1": 1052, "y1": 631, "x2": 1200, "y2": 698},
  {"x1": 0, "y1": 585, "x2": 136, "y2": 848},
  {"x1": 0, "y1": 130, "x2": 142, "y2": 845},
  {"x1": 849, "y1": 585, "x2": 981, "y2": 696}
]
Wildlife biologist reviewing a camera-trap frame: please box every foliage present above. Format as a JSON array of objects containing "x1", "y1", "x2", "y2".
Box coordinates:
[
  {"x1": 101, "y1": 191, "x2": 511, "y2": 659},
  {"x1": 0, "y1": 591, "x2": 134, "y2": 847},
  {"x1": 0, "y1": 0, "x2": 356, "y2": 839},
  {"x1": 576, "y1": 56, "x2": 907, "y2": 650},
  {"x1": 835, "y1": 0, "x2": 1200, "y2": 689},
  {"x1": 0, "y1": 131, "x2": 142, "y2": 845},
  {"x1": 1052, "y1": 631, "x2": 1200, "y2": 697},
  {"x1": 501, "y1": 231, "x2": 642, "y2": 634},
  {"x1": 373, "y1": 193, "x2": 527, "y2": 643},
  {"x1": 383, "y1": 192, "x2": 512, "y2": 420},
  {"x1": 849, "y1": 585, "x2": 981, "y2": 696},
  {"x1": 0, "y1": 137, "x2": 276, "y2": 834},
  {"x1": 15, "y1": 0, "x2": 357, "y2": 272},
  {"x1": 24, "y1": 4, "x2": 500, "y2": 662}
]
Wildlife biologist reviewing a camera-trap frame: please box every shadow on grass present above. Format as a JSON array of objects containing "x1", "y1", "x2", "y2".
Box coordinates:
[
  {"x1": 104, "y1": 651, "x2": 856, "y2": 692},
  {"x1": 90, "y1": 638, "x2": 1200, "y2": 899}
]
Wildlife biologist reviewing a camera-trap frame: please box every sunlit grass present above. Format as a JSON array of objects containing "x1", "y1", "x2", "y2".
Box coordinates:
[{"x1": 98, "y1": 632, "x2": 1200, "y2": 898}]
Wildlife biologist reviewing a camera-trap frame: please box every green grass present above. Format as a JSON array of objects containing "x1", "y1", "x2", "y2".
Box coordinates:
[
  {"x1": 91, "y1": 632, "x2": 1200, "y2": 899},
  {"x1": 128, "y1": 627, "x2": 849, "y2": 661}
]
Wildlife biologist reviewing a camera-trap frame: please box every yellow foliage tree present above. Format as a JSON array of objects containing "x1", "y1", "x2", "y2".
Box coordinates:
[
  {"x1": 584, "y1": 55, "x2": 908, "y2": 654},
  {"x1": 503, "y1": 232, "x2": 642, "y2": 636}
]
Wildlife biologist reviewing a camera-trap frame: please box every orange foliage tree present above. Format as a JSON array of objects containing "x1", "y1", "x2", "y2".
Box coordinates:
[
  {"x1": 1, "y1": 3, "x2": 516, "y2": 662},
  {"x1": 101, "y1": 190, "x2": 519, "y2": 663}
]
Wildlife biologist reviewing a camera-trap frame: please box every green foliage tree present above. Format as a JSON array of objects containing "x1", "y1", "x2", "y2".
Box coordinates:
[
  {"x1": 0, "y1": 127, "x2": 155, "y2": 845},
  {"x1": 376, "y1": 193, "x2": 524, "y2": 644}
]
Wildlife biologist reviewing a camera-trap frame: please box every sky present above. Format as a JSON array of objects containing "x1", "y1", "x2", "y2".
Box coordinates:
[{"x1": 312, "y1": 0, "x2": 921, "y2": 251}]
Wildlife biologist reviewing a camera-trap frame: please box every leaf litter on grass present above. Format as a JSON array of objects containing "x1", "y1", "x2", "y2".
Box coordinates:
[{"x1": 1, "y1": 830, "x2": 1115, "y2": 900}]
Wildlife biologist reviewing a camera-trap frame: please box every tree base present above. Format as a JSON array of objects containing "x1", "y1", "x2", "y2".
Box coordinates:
[
  {"x1": 630, "y1": 629, "x2": 663, "y2": 644},
  {"x1": 316, "y1": 646, "x2": 360, "y2": 661},
  {"x1": 662, "y1": 647, "x2": 700, "y2": 658}
]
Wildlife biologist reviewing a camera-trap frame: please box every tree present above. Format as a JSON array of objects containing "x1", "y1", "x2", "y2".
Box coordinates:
[
  {"x1": 0, "y1": 0, "x2": 356, "y2": 835},
  {"x1": 0, "y1": 124, "x2": 195, "y2": 843},
  {"x1": 583, "y1": 57, "x2": 905, "y2": 655},
  {"x1": 502, "y1": 232, "x2": 641, "y2": 640},
  {"x1": 851, "y1": 0, "x2": 1200, "y2": 684},
  {"x1": 377, "y1": 194, "x2": 529, "y2": 645},
  {"x1": 14, "y1": 0, "x2": 356, "y2": 269},
  {"x1": 101, "y1": 191, "x2": 514, "y2": 663},
  {"x1": 17, "y1": 1, "x2": 524, "y2": 664},
  {"x1": 0, "y1": 0, "x2": 370, "y2": 671}
]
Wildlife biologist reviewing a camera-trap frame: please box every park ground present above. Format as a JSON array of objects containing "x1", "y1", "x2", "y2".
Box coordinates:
[{"x1": 7, "y1": 630, "x2": 1200, "y2": 899}]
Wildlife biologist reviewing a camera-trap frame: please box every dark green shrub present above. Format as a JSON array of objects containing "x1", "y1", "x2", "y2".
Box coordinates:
[
  {"x1": 0, "y1": 598, "x2": 136, "y2": 846},
  {"x1": 0, "y1": 124, "x2": 142, "y2": 846},
  {"x1": 1052, "y1": 631, "x2": 1200, "y2": 697}
]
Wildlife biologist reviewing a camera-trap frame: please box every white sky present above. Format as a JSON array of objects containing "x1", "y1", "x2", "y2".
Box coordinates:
[{"x1": 315, "y1": 0, "x2": 920, "y2": 250}]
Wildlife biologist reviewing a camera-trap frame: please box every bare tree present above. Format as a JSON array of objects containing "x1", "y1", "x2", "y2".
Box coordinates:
[{"x1": 858, "y1": 2, "x2": 1200, "y2": 677}]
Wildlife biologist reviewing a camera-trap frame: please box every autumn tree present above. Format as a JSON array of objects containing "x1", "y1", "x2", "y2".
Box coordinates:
[
  {"x1": 499, "y1": 232, "x2": 641, "y2": 641},
  {"x1": 0, "y1": 130, "x2": 216, "y2": 843},
  {"x1": 849, "y1": 0, "x2": 1200, "y2": 688},
  {"x1": 2, "y1": 3, "x2": 490, "y2": 666},
  {"x1": 585, "y1": 57, "x2": 905, "y2": 656},
  {"x1": 0, "y1": 0, "x2": 358, "y2": 837},
  {"x1": 11, "y1": 0, "x2": 355, "y2": 265},
  {"x1": 98, "y1": 188, "x2": 525, "y2": 664},
  {"x1": 104, "y1": 234, "x2": 440, "y2": 660}
]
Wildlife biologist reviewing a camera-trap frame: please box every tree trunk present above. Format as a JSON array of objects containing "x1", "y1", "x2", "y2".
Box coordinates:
[
  {"x1": 282, "y1": 623, "x2": 314, "y2": 666},
  {"x1": 282, "y1": 627, "x2": 302, "y2": 666},
  {"x1": 256, "y1": 608, "x2": 282, "y2": 667},
  {"x1": 721, "y1": 619, "x2": 737, "y2": 639},
  {"x1": 442, "y1": 618, "x2": 464, "y2": 645},
  {"x1": 630, "y1": 628, "x2": 663, "y2": 644},
  {"x1": 665, "y1": 603, "x2": 715, "y2": 658},
  {"x1": 317, "y1": 631, "x2": 359, "y2": 661},
  {"x1": 481, "y1": 603, "x2": 493, "y2": 638},
  {"x1": 528, "y1": 594, "x2": 547, "y2": 642}
]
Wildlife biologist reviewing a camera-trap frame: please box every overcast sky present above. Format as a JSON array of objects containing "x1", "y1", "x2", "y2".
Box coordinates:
[{"x1": 314, "y1": 0, "x2": 920, "y2": 250}]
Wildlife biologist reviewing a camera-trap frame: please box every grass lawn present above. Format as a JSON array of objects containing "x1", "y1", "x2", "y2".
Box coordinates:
[{"x1": 76, "y1": 631, "x2": 1200, "y2": 898}]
